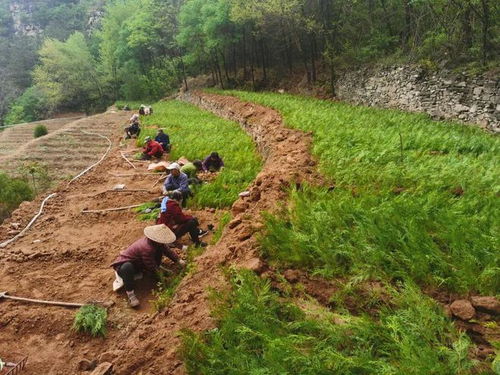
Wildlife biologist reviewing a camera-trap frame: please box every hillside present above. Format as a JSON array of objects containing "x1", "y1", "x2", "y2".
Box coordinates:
[{"x1": 0, "y1": 92, "x2": 498, "y2": 374}]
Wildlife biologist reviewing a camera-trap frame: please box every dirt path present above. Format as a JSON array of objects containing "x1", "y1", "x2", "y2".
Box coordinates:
[{"x1": 0, "y1": 93, "x2": 322, "y2": 374}]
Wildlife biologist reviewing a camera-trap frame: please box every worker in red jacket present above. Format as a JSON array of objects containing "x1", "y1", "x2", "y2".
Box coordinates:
[
  {"x1": 111, "y1": 224, "x2": 184, "y2": 307},
  {"x1": 156, "y1": 191, "x2": 207, "y2": 248},
  {"x1": 141, "y1": 136, "x2": 164, "y2": 160}
]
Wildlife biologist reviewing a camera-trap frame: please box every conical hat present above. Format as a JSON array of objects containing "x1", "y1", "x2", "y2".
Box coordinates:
[{"x1": 144, "y1": 224, "x2": 176, "y2": 244}]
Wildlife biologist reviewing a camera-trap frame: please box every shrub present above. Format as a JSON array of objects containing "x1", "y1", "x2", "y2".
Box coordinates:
[
  {"x1": 5, "y1": 86, "x2": 50, "y2": 125},
  {"x1": 34, "y1": 124, "x2": 48, "y2": 138},
  {"x1": 0, "y1": 173, "x2": 33, "y2": 222},
  {"x1": 73, "y1": 304, "x2": 107, "y2": 337}
]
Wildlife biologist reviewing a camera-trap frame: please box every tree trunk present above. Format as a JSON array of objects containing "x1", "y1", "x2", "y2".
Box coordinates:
[
  {"x1": 242, "y1": 27, "x2": 248, "y2": 80},
  {"x1": 480, "y1": 0, "x2": 491, "y2": 65},
  {"x1": 260, "y1": 39, "x2": 267, "y2": 83}
]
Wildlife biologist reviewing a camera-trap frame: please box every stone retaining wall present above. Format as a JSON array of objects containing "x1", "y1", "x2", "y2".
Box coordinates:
[{"x1": 335, "y1": 65, "x2": 499, "y2": 133}]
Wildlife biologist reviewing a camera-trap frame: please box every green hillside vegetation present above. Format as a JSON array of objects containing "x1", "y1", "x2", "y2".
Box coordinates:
[
  {"x1": 0, "y1": 173, "x2": 33, "y2": 221},
  {"x1": 226, "y1": 91, "x2": 499, "y2": 295},
  {"x1": 137, "y1": 100, "x2": 261, "y2": 208},
  {"x1": 2, "y1": 0, "x2": 498, "y2": 124}
]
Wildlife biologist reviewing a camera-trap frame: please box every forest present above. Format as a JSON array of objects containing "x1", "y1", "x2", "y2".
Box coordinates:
[{"x1": 0, "y1": 0, "x2": 498, "y2": 125}]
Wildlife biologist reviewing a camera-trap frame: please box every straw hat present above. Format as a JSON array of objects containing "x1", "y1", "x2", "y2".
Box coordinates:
[{"x1": 144, "y1": 224, "x2": 176, "y2": 244}]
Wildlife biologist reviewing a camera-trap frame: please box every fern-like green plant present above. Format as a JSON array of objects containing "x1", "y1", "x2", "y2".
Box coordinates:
[{"x1": 73, "y1": 304, "x2": 107, "y2": 337}]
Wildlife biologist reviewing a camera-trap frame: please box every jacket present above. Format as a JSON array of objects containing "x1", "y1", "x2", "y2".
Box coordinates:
[
  {"x1": 164, "y1": 172, "x2": 189, "y2": 193},
  {"x1": 157, "y1": 198, "x2": 193, "y2": 230},
  {"x1": 144, "y1": 140, "x2": 163, "y2": 156}
]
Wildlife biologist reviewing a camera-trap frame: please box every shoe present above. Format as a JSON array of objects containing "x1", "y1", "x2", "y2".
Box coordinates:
[
  {"x1": 127, "y1": 292, "x2": 140, "y2": 308},
  {"x1": 198, "y1": 229, "x2": 209, "y2": 238},
  {"x1": 195, "y1": 241, "x2": 207, "y2": 248}
]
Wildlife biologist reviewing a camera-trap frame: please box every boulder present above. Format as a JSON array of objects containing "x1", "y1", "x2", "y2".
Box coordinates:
[
  {"x1": 470, "y1": 296, "x2": 500, "y2": 315},
  {"x1": 450, "y1": 299, "x2": 475, "y2": 320}
]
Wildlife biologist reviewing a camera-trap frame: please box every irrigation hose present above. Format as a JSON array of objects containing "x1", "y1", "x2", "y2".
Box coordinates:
[
  {"x1": 67, "y1": 130, "x2": 113, "y2": 185},
  {"x1": 0, "y1": 193, "x2": 57, "y2": 248}
]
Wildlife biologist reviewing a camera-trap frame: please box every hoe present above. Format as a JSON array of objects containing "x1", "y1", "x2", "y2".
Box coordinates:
[{"x1": 0, "y1": 291, "x2": 85, "y2": 308}]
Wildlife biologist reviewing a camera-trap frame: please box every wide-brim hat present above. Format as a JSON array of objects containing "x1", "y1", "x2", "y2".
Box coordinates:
[{"x1": 144, "y1": 224, "x2": 176, "y2": 244}]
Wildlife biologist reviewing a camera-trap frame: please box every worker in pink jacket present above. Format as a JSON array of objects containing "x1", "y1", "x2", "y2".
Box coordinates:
[{"x1": 111, "y1": 224, "x2": 184, "y2": 307}]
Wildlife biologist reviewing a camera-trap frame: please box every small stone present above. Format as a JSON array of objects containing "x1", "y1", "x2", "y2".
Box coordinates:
[
  {"x1": 98, "y1": 350, "x2": 122, "y2": 364},
  {"x1": 10, "y1": 222, "x2": 20, "y2": 230},
  {"x1": 470, "y1": 296, "x2": 500, "y2": 315},
  {"x1": 283, "y1": 269, "x2": 301, "y2": 284},
  {"x1": 243, "y1": 257, "x2": 265, "y2": 274},
  {"x1": 78, "y1": 359, "x2": 97, "y2": 371},
  {"x1": 450, "y1": 300, "x2": 476, "y2": 320},
  {"x1": 32, "y1": 240, "x2": 41, "y2": 244},
  {"x1": 228, "y1": 218, "x2": 242, "y2": 229},
  {"x1": 90, "y1": 363, "x2": 113, "y2": 375},
  {"x1": 102, "y1": 300, "x2": 115, "y2": 308}
]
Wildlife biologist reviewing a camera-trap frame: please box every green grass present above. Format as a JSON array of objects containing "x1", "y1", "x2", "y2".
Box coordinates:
[
  {"x1": 181, "y1": 270, "x2": 475, "y2": 375},
  {"x1": 73, "y1": 304, "x2": 107, "y2": 337},
  {"x1": 223, "y1": 90, "x2": 499, "y2": 295},
  {"x1": 137, "y1": 100, "x2": 261, "y2": 209}
]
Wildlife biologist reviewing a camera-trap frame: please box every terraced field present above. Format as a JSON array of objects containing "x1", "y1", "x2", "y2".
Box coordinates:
[{"x1": 0, "y1": 111, "x2": 129, "y2": 180}]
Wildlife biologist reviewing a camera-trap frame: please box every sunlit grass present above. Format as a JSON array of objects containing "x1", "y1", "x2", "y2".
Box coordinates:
[
  {"x1": 137, "y1": 100, "x2": 261, "y2": 209},
  {"x1": 224, "y1": 91, "x2": 499, "y2": 295}
]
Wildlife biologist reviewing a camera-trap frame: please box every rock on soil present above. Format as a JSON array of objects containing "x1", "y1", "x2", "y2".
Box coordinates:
[
  {"x1": 470, "y1": 296, "x2": 500, "y2": 315},
  {"x1": 450, "y1": 299, "x2": 476, "y2": 320}
]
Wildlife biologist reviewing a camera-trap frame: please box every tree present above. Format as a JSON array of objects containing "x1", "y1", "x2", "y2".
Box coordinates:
[{"x1": 34, "y1": 32, "x2": 103, "y2": 113}]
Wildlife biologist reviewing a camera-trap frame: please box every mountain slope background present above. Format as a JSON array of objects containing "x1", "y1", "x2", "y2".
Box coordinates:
[{"x1": 0, "y1": 0, "x2": 498, "y2": 126}]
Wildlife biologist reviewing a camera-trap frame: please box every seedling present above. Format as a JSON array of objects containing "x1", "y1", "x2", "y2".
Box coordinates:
[{"x1": 73, "y1": 304, "x2": 107, "y2": 337}]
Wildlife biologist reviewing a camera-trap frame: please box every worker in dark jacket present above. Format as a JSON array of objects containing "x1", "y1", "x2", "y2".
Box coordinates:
[
  {"x1": 141, "y1": 136, "x2": 164, "y2": 160},
  {"x1": 202, "y1": 152, "x2": 224, "y2": 172},
  {"x1": 125, "y1": 114, "x2": 141, "y2": 139},
  {"x1": 157, "y1": 192, "x2": 207, "y2": 248},
  {"x1": 163, "y1": 162, "x2": 190, "y2": 200},
  {"x1": 111, "y1": 224, "x2": 184, "y2": 307},
  {"x1": 155, "y1": 129, "x2": 171, "y2": 152}
]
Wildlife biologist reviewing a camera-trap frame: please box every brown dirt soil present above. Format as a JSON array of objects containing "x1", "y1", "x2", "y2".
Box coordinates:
[{"x1": 0, "y1": 93, "x2": 322, "y2": 374}]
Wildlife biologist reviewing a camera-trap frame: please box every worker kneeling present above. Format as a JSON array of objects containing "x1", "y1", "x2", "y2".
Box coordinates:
[
  {"x1": 157, "y1": 191, "x2": 207, "y2": 248},
  {"x1": 141, "y1": 136, "x2": 164, "y2": 160},
  {"x1": 111, "y1": 224, "x2": 184, "y2": 308}
]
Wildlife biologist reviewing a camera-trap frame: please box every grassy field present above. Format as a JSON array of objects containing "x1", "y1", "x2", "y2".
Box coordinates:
[
  {"x1": 182, "y1": 270, "x2": 474, "y2": 375},
  {"x1": 136, "y1": 100, "x2": 261, "y2": 209},
  {"x1": 179, "y1": 91, "x2": 498, "y2": 374},
  {"x1": 223, "y1": 91, "x2": 499, "y2": 295}
]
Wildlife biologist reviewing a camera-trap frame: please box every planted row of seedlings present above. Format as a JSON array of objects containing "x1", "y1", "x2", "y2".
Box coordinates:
[{"x1": 180, "y1": 91, "x2": 499, "y2": 374}]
